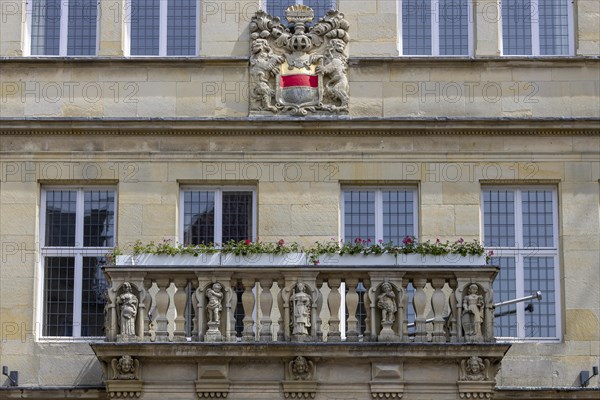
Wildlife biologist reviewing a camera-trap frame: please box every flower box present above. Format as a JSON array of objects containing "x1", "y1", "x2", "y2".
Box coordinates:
[
  {"x1": 317, "y1": 254, "x2": 397, "y2": 266},
  {"x1": 396, "y1": 253, "x2": 486, "y2": 266},
  {"x1": 126, "y1": 253, "x2": 221, "y2": 266},
  {"x1": 220, "y1": 253, "x2": 307, "y2": 266}
]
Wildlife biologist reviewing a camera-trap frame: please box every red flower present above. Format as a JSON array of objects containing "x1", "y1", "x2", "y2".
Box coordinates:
[
  {"x1": 402, "y1": 236, "x2": 413, "y2": 245},
  {"x1": 278, "y1": 239, "x2": 285, "y2": 247},
  {"x1": 244, "y1": 239, "x2": 252, "y2": 245},
  {"x1": 354, "y1": 237, "x2": 362, "y2": 243}
]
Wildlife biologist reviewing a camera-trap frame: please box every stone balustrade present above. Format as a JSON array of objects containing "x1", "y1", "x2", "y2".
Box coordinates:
[{"x1": 103, "y1": 263, "x2": 498, "y2": 344}]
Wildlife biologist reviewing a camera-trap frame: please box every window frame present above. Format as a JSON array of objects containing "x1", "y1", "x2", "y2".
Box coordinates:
[
  {"x1": 398, "y1": 0, "x2": 474, "y2": 57},
  {"x1": 124, "y1": 0, "x2": 201, "y2": 57},
  {"x1": 340, "y1": 186, "x2": 419, "y2": 244},
  {"x1": 38, "y1": 186, "x2": 116, "y2": 340},
  {"x1": 24, "y1": 0, "x2": 100, "y2": 56},
  {"x1": 178, "y1": 186, "x2": 257, "y2": 245},
  {"x1": 481, "y1": 186, "x2": 561, "y2": 341},
  {"x1": 500, "y1": 0, "x2": 575, "y2": 56}
]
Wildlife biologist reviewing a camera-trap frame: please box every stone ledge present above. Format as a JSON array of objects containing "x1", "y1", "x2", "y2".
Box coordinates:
[
  {"x1": 0, "y1": 117, "x2": 598, "y2": 136},
  {"x1": 91, "y1": 342, "x2": 511, "y2": 360}
]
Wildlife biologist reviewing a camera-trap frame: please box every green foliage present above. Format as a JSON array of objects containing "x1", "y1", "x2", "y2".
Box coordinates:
[{"x1": 114, "y1": 236, "x2": 487, "y2": 265}]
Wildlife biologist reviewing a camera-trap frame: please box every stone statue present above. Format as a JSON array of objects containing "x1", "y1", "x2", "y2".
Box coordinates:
[
  {"x1": 250, "y1": 38, "x2": 283, "y2": 112},
  {"x1": 117, "y1": 282, "x2": 138, "y2": 337},
  {"x1": 289, "y1": 356, "x2": 314, "y2": 381},
  {"x1": 316, "y1": 38, "x2": 349, "y2": 111},
  {"x1": 462, "y1": 284, "x2": 484, "y2": 340},
  {"x1": 290, "y1": 283, "x2": 312, "y2": 336},
  {"x1": 111, "y1": 355, "x2": 140, "y2": 380},
  {"x1": 206, "y1": 283, "x2": 224, "y2": 323},
  {"x1": 460, "y1": 356, "x2": 490, "y2": 381},
  {"x1": 377, "y1": 282, "x2": 397, "y2": 324}
]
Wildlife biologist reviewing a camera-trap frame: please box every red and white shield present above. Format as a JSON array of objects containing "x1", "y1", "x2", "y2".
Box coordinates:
[{"x1": 276, "y1": 61, "x2": 322, "y2": 107}]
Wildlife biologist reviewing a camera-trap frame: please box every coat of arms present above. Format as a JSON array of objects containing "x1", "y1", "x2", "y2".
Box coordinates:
[{"x1": 250, "y1": 5, "x2": 350, "y2": 115}]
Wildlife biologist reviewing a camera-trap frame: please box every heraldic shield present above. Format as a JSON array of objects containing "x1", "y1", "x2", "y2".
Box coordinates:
[
  {"x1": 276, "y1": 61, "x2": 322, "y2": 108},
  {"x1": 249, "y1": 5, "x2": 350, "y2": 116}
]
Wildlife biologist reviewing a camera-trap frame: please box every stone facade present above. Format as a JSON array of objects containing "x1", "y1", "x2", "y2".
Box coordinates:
[{"x1": 0, "y1": 1, "x2": 599, "y2": 399}]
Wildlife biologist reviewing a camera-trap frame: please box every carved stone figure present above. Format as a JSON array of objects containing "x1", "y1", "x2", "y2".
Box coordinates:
[
  {"x1": 377, "y1": 282, "x2": 397, "y2": 324},
  {"x1": 460, "y1": 356, "x2": 490, "y2": 381},
  {"x1": 462, "y1": 284, "x2": 484, "y2": 340},
  {"x1": 316, "y1": 38, "x2": 349, "y2": 111},
  {"x1": 250, "y1": 38, "x2": 283, "y2": 112},
  {"x1": 111, "y1": 355, "x2": 140, "y2": 380},
  {"x1": 290, "y1": 283, "x2": 312, "y2": 336},
  {"x1": 117, "y1": 282, "x2": 138, "y2": 337},
  {"x1": 289, "y1": 356, "x2": 314, "y2": 381},
  {"x1": 206, "y1": 283, "x2": 224, "y2": 323},
  {"x1": 249, "y1": 6, "x2": 350, "y2": 115}
]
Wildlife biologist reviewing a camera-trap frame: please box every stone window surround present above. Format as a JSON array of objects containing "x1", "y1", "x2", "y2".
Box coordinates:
[
  {"x1": 124, "y1": 0, "x2": 201, "y2": 57},
  {"x1": 38, "y1": 186, "x2": 116, "y2": 340},
  {"x1": 341, "y1": 186, "x2": 419, "y2": 245},
  {"x1": 500, "y1": 0, "x2": 575, "y2": 56},
  {"x1": 24, "y1": 0, "x2": 99, "y2": 57},
  {"x1": 482, "y1": 185, "x2": 562, "y2": 341},
  {"x1": 398, "y1": 0, "x2": 475, "y2": 56},
  {"x1": 179, "y1": 185, "x2": 257, "y2": 245}
]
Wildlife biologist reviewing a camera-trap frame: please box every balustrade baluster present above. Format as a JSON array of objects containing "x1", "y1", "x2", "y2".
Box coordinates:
[
  {"x1": 448, "y1": 278, "x2": 458, "y2": 342},
  {"x1": 345, "y1": 278, "x2": 360, "y2": 342},
  {"x1": 241, "y1": 278, "x2": 256, "y2": 342},
  {"x1": 327, "y1": 278, "x2": 342, "y2": 342},
  {"x1": 259, "y1": 279, "x2": 273, "y2": 341},
  {"x1": 430, "y1": 278, "x2": 446, "y2": 343},
  {"x1": 173, "y1": 278, "x2": 189, "y2": 340},
  {"x1": 412, "y1": 278, "x2": 428, "y2": 342},
  {"x1": 362, "y1": 279, "x2": 372, "y2": 342},
  {"x1": 154, "y1": 278, "x2": 171, "y2": 342}
]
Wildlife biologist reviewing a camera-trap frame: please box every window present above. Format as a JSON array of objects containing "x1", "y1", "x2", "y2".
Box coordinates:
[
  {"x1": 265, "y1": 1, "x2": 336, "y2": 23},
  {"x1": 341, "y1": 188, "x2": 417, "y2": 245},
  {"x1": 502, "y1": 0, "x2": 573, "y2": 55},
  {"x1": 400, "y1": 0, "x2": 472, "y2": 56},
  {"x1": 127, "y1": 0, "x2": 198, "y2": 56},
  {"x1": 27, "y1": 0, "x2": 98, "y2": 56},
  {"x1": 40, "y1": 188, "x2": 115, "y2": 338},
  {"x1": 482, "y1": 187, "x2": 560, "y2": 340},
  {"x1": 180, "y1": 188, "x2": 256, "y2": 245}
]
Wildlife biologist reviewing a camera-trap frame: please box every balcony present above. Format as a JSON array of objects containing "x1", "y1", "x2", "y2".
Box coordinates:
[{"x1": 91, "y1": 256, "x2": 509, "y2": 399}]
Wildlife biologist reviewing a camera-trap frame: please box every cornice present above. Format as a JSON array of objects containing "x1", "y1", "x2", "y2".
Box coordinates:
[
  {"x1": 0, "y1": 56, "x2": 598, "y2": 68},
  {"x1": 0, "y1": 117, "x2": 598, "y2": 136}
]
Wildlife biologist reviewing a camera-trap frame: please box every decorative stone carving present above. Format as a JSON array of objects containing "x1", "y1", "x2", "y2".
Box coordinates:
[
  {"x1": 316, "y1": 38, "x2": 349, "y2": 111},
  {"x1": 205, "y1": 282, "x2": 224, "y2": 342},
  {"x1": 207, "y1": 282, "x2": 224, "y2": 323},
  {"x1": 283, "y1": 356, "x2": 317, "y2": 399},
  {"x1": 290, "y1": 283, "x2": 312, "y2": 337},
  {"x1": 462, "y1": 284, "x2": 484, "y2": 342},
  {"x1": 111, "y1": 355, "x2": 140, "y2": 380},
  {"x1": 107, "y1": 355, "x2": 142, "y2": 398},
  {"x1": 250, "y1": 6, "x2": 350, "y2": 115},
  {"x1": 377, "y1": 282, "x2": 397, "y2": 324},
  {"x1": 377, "y1": 282, "x2": 399, "y2": 342},
  {"x1": 457, "y1": 357, "x2": 494, "y2": 399},
  {"x1": 196, "y1": 364, "x2": 230, "y2": 399},
  {"x1": 369, "y1": 362, "x2": 404, "y2": 399},
  {"x1": 290, "y1": 356, "x2": 314, "y2": 381},
  {"x1": 460, "y1": 357, "x2": 490, "y2": 382},
  {"x1": 117, "y1": 282, "x2": 138, "y2": 341}
]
